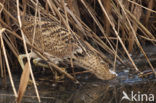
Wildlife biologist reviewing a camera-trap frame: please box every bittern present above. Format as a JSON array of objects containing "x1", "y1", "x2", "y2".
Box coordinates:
[{"x1": 18, "y1": 15, "x2": 117, "y2": 80}]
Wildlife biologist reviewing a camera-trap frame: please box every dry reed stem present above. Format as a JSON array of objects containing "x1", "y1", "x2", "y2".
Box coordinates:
[
  {"x1": 62, "y1": 0, "x2": 74, "y2": 68},
  {"x1": 128, "y1": 3, "x2": 142, "y2": 53},
  {"x1": 3, "y1": 34, "x2": 19, "y2": 58},
  {"x1": 102, "y1": 0, "x2": 111, "y2": 34},
  {"x1": 16, "y1": 0, "x2": 41, "y2": 102},
  {"x1": 31, "y1": 0, "x2": 39, "y2": 49},
  {"x1": 0, "y1": 47, "x2": 3, "y2": 77},
  {"x1": 66, "y1": 0, "x2": 80, "y2": 18},
  {"x1": 22, "y1": 0, "x2": 27, "y2": 17},
  {"x1": 128, "y1": 0, "x2": 156, "y2": 13},
  {"x1": 47, "y1": 0, "x2": 68, "y2": 29},
  {"x1": 0, "y1": 28, "x2": 17, "y2": 97},
  {"x1": 117, "y1": 0, "x2": 156, "y2": 75},
  {"x1": 145, "y1": 0, "x2": 154, "y2": 25},
  {"x1": 126, "y1": 9, "x2": 155, "y2": 40},
  {"x1": 17, "y1": 62, "x2": 30, "y2": 103},
  {"x1": 98, "y1": 0, "x2": 139, "y2": 71},
  {"x1": 139, "y1": 35, "x2": 156, "y2": 42},
  {"x1": 113, "y1": 38, "x2": 118, "y2": 71},
  {"x1": 81, "y1": 0, "x2": 116, "y2": 53},
  {"x1": 66, "y1": 7, "x2": 85, "y2": 34},
  {"x1": 0, "y1": 2, "x2": 4, "y2": 13},
  {"x1": 3, "y1": 8, "x2": 18, "y2": 23}
]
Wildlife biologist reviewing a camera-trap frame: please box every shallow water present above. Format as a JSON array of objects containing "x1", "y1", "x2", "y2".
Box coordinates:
[
  {"x1": 1, "y1": 66, "x2": 156, "y2": 103},
  {"x1": 0, "y1": 71, "x2": 156, "y2": 103},
  {"x1": 0, "y1": 46, "x2": 156, "y2": 103}
]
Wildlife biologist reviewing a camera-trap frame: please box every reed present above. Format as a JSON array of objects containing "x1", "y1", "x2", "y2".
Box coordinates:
[{"x1": 0, "y1": 0, "x2": 155, "y2": 102}]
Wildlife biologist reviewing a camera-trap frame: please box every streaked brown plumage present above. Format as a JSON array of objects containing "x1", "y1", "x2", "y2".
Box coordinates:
[
  {"x1": 23, "y1": 16, "x2": 80, "y2": 59},
  {"x1": 22, "y1": 15, "x2": 117, "y2": 80},
  {"x1": 74, "y1": 51, "x2": 116, "y2": 80}
]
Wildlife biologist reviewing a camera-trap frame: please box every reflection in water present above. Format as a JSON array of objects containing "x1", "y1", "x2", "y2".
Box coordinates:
[
  {"x1": 69, "y1": 80, "x2": 156, "y2": 103},
  {"x1": 1, "y1": 48, "x2": 156, "y2": 103},
  {"x1": 0, "y1": 72, "x2": 156, "y2": 103}
]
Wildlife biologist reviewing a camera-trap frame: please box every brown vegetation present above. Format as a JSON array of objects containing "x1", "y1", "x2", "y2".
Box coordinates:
[{"x1": 0, "y1": 0, "x2": 155, "y2": 102}]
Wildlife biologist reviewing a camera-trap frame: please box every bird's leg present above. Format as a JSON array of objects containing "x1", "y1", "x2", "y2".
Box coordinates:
[
  {"x1": 33, "y1": 54, "x2": 62, "y2": 68},
  {"x1": 18, "y1": 51, "x2": 39, "y2": 70},
  {"x1": 19, "y1": 53, "x2": 66, "y2": 81},
  {"x1": 18, "y1": 52, "x2": 48, "y2": 69},
  {"x1": 33, "y1": 58, "x2": 49, "y2": 68},
  {"x1": 53, "y1": 68, "x2": 66, "y2": 81},
  {"x1": 33, "y1": 58, "x2": 66, "y2": 81}
]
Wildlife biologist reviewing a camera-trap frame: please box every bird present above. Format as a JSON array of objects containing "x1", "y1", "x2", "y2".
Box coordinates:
[{"x1": 18, "y1": 15, "x2": 117, "y2": 80}]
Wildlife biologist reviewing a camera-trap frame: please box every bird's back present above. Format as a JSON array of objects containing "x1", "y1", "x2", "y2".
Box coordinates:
[{"x1": 23, "y1": 15, "x2": 80, "y2": 59}]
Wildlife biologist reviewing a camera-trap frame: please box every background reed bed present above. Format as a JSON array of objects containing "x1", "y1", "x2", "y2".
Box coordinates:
[{"x1": 0, "y1": 0, "x2": 155, "y2": 102}]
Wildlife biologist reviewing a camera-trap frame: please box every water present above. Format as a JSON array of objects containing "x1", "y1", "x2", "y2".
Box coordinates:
[
  {"x1": 0, "y1": 46, "x2": 156, "y2": 103},
  {"x1": 0, "y1": 68, "x2": 156, "y2": 103}
]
